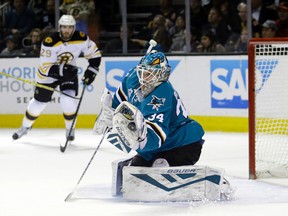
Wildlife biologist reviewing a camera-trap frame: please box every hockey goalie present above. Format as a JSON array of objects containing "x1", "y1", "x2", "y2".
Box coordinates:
[{"x1": 94, "y1": 50, "x2": 232, "y2": 202}]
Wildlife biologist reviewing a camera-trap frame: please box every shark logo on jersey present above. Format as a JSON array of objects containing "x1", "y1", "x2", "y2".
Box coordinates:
[{"x1": 148, "y1": 95, "x2": 166, "y2": 111}]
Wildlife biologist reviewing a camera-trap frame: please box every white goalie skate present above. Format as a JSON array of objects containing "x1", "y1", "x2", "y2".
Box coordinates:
[{"x1": 12, "y1": 126, "x2": 32, "y2": 140}]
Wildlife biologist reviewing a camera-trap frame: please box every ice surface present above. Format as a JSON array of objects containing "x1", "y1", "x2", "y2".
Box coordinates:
[{"x1": 1, "y1": 129, "x2": 288, "y2": 216}]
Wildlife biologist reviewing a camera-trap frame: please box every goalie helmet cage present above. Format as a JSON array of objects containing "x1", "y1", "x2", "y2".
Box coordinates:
[{"x1": 248, "y1": 38, "x2": 288, "y2": 179}]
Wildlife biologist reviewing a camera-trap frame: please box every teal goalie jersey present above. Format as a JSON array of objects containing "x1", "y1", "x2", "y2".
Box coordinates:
[{"x1": 112, "y1": 68, "x2": 204, "y2": 160}]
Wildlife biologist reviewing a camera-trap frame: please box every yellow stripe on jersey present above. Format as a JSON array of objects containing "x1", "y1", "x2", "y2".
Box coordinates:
[
  {"x1": 53, "y1": 41, "x2": 64, "y2": 47},
  {"x1": 38, "y1": 64, "x2": 51, "y2": 75},
  {"x1": 146, "y1": 121, "x2": 166, "y2": 146},
  {"x1": 38, "y1": 62, "x2": 54, "y2": 79},
  {"x1": 84, "y1": 49, "x2": 101, "y2": 59},
  {"x1": 37, "y1": 70, "x2": 47, "y2": 79}
]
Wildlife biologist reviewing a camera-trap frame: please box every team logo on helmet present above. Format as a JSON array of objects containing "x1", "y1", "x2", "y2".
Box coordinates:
[{"x1": 152, "y1": 58, "x2": 160, "y2": 65}]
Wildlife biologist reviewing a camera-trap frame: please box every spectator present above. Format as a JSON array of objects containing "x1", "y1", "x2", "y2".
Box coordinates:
[
  {"x1": 60, "y1": 0, "x2": 95, "y2": 34},
  {"x1": 0, "y1": 34, "x2": 24, "y2": 56},
  {"x1": 235, "y1": 27, "x2": 248, "y2": 53},
  {"x1": 275, "y1": 1, "x2": 288, "y2": 37},
  {"x1": 103, "y1": 25, "x2": 142, "y2": 54},
  {"x1": 202, "y1": 6, "x2": 231, "y2": 46},
  {"x1": 169, "y1": 14, "x2": 186, "y2": 52},
  {"x1": 237, "y1": 2, "x2": 247, "y2": 32},
  {"x1": 261, "y1": 19, "x2": 277, "y2": 37},
  {"x1": 217, "y1": 0, "x2": 242, "y2": 34},
  {"x1": 196, "y1": 30, "x2": 225, "y2": 53},
  {"x1": 251, "y1": 0, "x2": 279, "y2": 38},
  {"x1": 40, "y1": 26, "x2": 55, "y2": 40},
  {"x1": 134, "y1": 14, "x2": 172, "y2": 52},
  {"x1": 186, "y1": 0, "x2": 208, "y2": 41},
  {"x1": 4, "y1": 0, "x2": 36, "y2": 40},
  {"x1": 41, "y1": 0, "x2": 56, "y2": 29},
  {"x1": 150, "y1": 0, "x2": 178, "y2": 30},
  {"x1": 187, "y1": 27, "x2": 200, "y2": 52},
  {"x1": 224, "y1": 32, "x2": 240, "y2": 52},
  {"x1": 27, "y1": 0, "x2": 45, "y2": 28},
  {"x1": 21, "y1": 28, "x2": 41, "y2": 56}
]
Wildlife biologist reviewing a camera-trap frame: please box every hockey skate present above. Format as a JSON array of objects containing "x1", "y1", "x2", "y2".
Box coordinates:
[
  {"x1": 12, "y1": 126, "x2": 32, "y2": 140},
  {"x1": 66, "y1": 129, "x2": 75, "y2": 141}
]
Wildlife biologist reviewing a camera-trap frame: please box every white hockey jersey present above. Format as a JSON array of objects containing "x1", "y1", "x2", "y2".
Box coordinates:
[{"x1": 36, "y1": 30, "x2": 101, "y2": 84}]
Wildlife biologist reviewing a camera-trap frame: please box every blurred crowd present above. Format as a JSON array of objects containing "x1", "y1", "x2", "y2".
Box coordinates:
[{"x1": 0, "y1": 0, "x2": 287, "y2": 56}]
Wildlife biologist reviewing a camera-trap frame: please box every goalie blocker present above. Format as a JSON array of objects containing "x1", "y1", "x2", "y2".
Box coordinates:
[{"x1": 112, "y1": 158, "x2": 232, "y2": 202}]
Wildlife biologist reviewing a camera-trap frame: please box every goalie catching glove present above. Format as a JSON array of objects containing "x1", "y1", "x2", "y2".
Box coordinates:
[
  {"x1": 111, "y1": 101, "x2": 147, "y2": 151},
  {"x1": 82, "y1": 66, "x2": 98, "y2": 85}
]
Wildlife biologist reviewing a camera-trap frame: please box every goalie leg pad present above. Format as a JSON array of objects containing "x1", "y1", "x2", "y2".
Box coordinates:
[
  {"x1": 111, "y1": 158, "x2": 132, "y2": 196},
  {"x1": 121, "y1": 165, "x2": 227, "y2": 202}
]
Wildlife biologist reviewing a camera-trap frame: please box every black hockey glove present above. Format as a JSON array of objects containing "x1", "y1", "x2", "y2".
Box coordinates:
[
  {"x1": 62, "y1": 64, "x2": 78, "y2": 79},
  {"x1": 48, "y1": 64, "x2": 78, "y2": 79},
  {"x1": 82, "y1": 66, "x2": 98, "y2": 85}
]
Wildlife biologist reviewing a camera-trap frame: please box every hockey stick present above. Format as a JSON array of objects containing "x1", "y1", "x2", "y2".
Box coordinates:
[
  {"x1": 0, "y1": 71, "x2": 80, "y2": 100},
  {"x1": 64, "y1": 127, "x2": 110, "y2": 201},
  {"x1": 146, "y1": 39, "x2": 157, "y2": 54},
  {"x1": 60, "y1": 83, "x2": 87, "y2": 153}
]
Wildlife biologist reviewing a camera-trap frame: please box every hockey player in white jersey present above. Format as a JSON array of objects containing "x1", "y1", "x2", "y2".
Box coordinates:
[{"x1": 13, "y1": 15, "x2": 101, "y2": 140}]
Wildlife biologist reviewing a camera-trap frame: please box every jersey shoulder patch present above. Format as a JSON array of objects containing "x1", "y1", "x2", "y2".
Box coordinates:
[
  {"x1": 71, "y1": 31, "x2": 88, "y2": 41},
  {"x1": 42, "y1": 32, "x2": 61, "y2": 47}
]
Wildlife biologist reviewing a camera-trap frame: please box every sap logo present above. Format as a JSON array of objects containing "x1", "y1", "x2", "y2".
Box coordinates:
[
  {"x1": 105, "y1": 60, "x2": 180, "y2": 93},
  {"x1": 211, "y1": 60, "x2": 248, "y2": 109}
]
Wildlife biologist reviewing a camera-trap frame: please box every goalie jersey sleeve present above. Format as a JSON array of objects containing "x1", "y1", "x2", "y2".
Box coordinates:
[{"x1": 112, "y1": 68, "x2": 204, "y2": 161}]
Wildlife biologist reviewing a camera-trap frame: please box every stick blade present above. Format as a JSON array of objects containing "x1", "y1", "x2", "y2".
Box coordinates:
[
  {"x1": 60, "y1": 140, "x2": 69, "y2": 153},
  {"x1": 64, "y1": 192, "x2": 73, "y2": 202}
]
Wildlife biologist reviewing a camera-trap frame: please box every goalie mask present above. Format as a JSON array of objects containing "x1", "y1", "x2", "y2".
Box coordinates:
[
  {"x1": 58, "y1": 15, "x2": 76, "y2": 41},
  {"x1": 136, "y1": 51, "x2": 171, "y2": 98}
]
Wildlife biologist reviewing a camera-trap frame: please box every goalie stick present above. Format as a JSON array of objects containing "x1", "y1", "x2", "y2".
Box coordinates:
[
  {"x1": 146, "y1": 39, "x2": 157, "y2": 54},
  {"x1": 0, "y1": 71, "x2": 80, "y2": 100},
  {"x1": 64, "y1": 127, "x2": 110, "y2": 201},
  {"x1": 60, "y1": 83, "x2": 87, "y2": 153}
]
